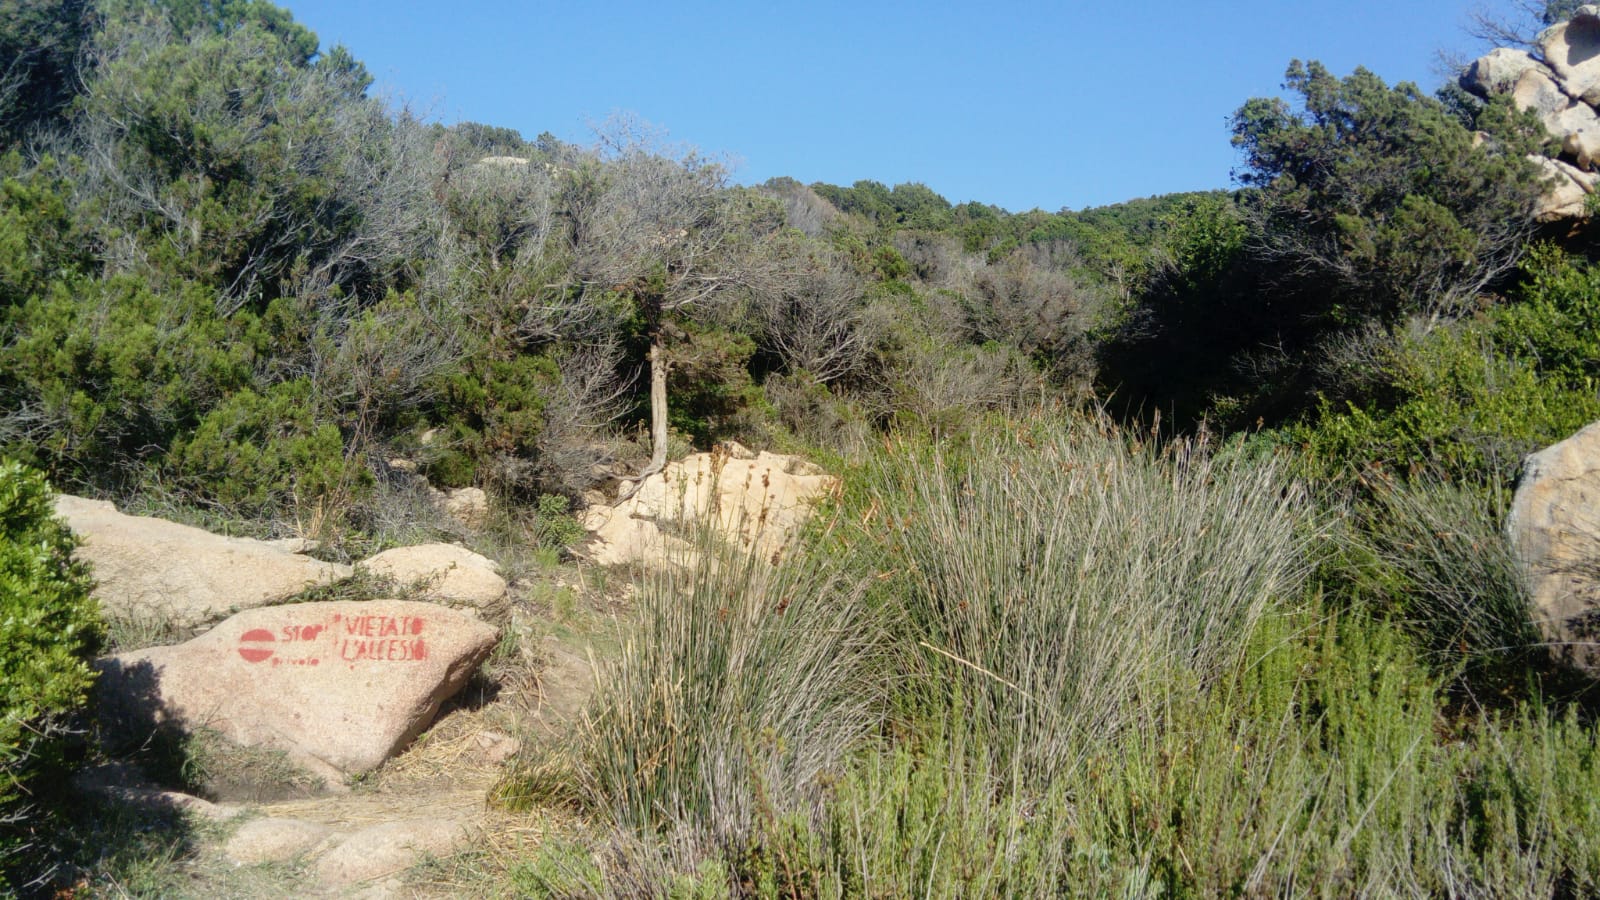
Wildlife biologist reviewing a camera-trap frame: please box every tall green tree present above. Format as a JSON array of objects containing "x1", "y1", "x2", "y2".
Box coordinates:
[
  {"x1": 1101, "y1": 62, "x2": 1546, "y2": 430},
  {"x1": 1231, "y1": 60, "x2": 1544, "y2": 325}
]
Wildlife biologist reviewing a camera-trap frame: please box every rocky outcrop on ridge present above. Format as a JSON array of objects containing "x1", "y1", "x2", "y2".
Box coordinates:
[{"x1": 1462, "y1": 6, "x2": 1600, "y2": 221}]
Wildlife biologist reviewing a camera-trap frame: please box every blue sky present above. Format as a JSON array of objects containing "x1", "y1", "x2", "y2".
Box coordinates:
[{"x1": 283, "y1": 1, "x2": 1501, "y2": 212}]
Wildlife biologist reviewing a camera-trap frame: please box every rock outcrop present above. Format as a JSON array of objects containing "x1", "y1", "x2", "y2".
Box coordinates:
[
  {"x1": 1534, "y1": 155, "x2": 1600, "y2": 219},
  {"x1": 1462, "y1": 7, "x2": 1600, "y2": 221},
  {"x1": 360, "y1": 543, "x2": 507, "y2": 613},
  {"x1": 95, "y1": 600, "x2": 499, "y2": 782},
  {"x1": 580, "y1": 443, "x2": 836, "y2": 568},
  {"x1": 224, "y1": 817, "x2": 335, "y2": 865},
  {"x1": 1507, "y1": 420, "x2": 1600, "y2": 675},
  {"x1": 54, "y1": 495, "x2": 351, "y2": 629},
  {"x1": 312, "y1": 818, "x2": 471, "y2": 886},
  {"x1": 1540, "y1": 8, "x2": 1600, "y2": 105},
  {"x1": 1464, "y1": 47, "x2": 1543, "y2": 95}
]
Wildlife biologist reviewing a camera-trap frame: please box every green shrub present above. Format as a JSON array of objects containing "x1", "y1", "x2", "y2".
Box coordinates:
[
  {"x1": 171, "y1": 379, "x2": 367, "y2": 527},
  {"x1": 425, "y1": 352, "x2": 559, "y2": 494},
  {"x1": 748, "y1": 602, "x2": 1600, "y2": 896},
  {"x1": 665, "y1": 324, "x2": 766, "y2": 449},
  {"x1": 0, "y1": 460, "x2": 101, "y2": 888},
  {"x1": 1295, "y1": 244, "x2": 1600, "y2": 487},
  {"x1": 1298, "y1": 322, "x2": 1600, "y2": 487},
  {"x1": 0, "y1": 273, "x2": 262, "y2": 487},
  {"x1": 843, "y1": 416, "x2": 1315, "y2": 790}
]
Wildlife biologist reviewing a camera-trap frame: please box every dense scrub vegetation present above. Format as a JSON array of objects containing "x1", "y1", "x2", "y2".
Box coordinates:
[
  {"x1": 5, "y1": 0, "x2": 1600, "y2": 894},
  {"x1": 0, "y1": 462, "x2": 101, "y2": 893},
  {"x1": 505, "y1": 422, "x2": 1600, "y2": 895}
]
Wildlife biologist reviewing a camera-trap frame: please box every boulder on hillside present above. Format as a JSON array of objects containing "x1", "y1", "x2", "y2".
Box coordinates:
[
  {"x1": 1531, "y1": 155, "x2": 1600, "y2": 221},
  {"x1": 1539, "y1": 7, "x2": 1600, "y2": 105},
  {"x1": 94, "y1": 600, "x2": 499, "y2": 782},
  {"x1": 440, "y1": 487, "x2": 490, "y2": 531},
  {"x1": 1560, "y1": 100, "x2": 1600, "y2": 167},
  {"x1": 54, "y1": 495, "x2": 351, "y2": 630},
  {"x1": 1511, "y1": 66, "x2": 1576, "y2": 137},
  {"x1": 1507, "y1": 420, "x2": 1600, "y2": 675},
  {"x1": 580, "y1": 445, "x2": 836, "y2": 568},
  {"x1": 360, "y1": 543, "x2": 507, "y2": 613},
  {"x1": 1463, "y1": 48, "x2": 1544, "y2": 97}
]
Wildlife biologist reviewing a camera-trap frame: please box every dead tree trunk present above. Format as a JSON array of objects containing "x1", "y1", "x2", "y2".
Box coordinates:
[{"x1": 617, "y1": 304, "x2": 669, "y2": 502}]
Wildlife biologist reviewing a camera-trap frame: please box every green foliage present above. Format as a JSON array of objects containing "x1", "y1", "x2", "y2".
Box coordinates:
[
  {"x1": 666, "y1": 324, "x2": 766, "y2": 448},
  {"x1": 1297, "y1": 245, "x2": 1600, "y2": 487},
  {"x1": 0, "y1": 155, "x2": 88, "y2": 308},
  {"x1": 426, "y1": 352, "x2": 559, "y2": 493},
  {"x1": 80, "y1": 5, "x2": 375, "y2": 305},
  {"x1": 805, "y1": 603, "x2": 1600, "y2": 895},
  {"x1": 0, "y1": 460, "x2": 101, "y2": 888},
  {"x1": 1, "y1": 272, "x2": 267, "y2": 483},
  {"x1": 108, "y1": 0, "x2": 321, "y2": 64},
  {"x1": 533, "y1": 527, "x2": 880, "y2": 877},
  {"x1": 0, "y1": 0, "x2": 93, "y2": 144},
  {"x1": 1097, "y1": 193, "x2": 1257, "y2": 425},
  {"x1": 1330, "y1": 473, "x2": 1540, "y2": 677},
  {"x1": 1158, "y1": 192, "x2": 1249, "y2": 293},
  {"x1": 521, "y1": 420, "x2": 1600, "y2": 895},
  {"x1": 841, "y1": 418, "x2": 1314, "y2": 788},
  {"x1": 1103, "y1": 62, "x2": 1547, "y2": 432},
  {"x1": 1233, "y1": 60, "x2": 1542, "y2": 320},
  {"x1": 1544, "y1": 0, "x2": 1588, "y2": 24},
  {"x1": 171, "y1": 379, "x2": 366, "y2": 519},
  {"x1": 0, "y1": 272, "x2": 262, "y2": 484}
]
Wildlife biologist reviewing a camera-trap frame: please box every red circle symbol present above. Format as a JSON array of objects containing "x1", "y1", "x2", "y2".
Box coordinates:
[{"x1": 238, "y1": 628, "x2": 276, "y2": 663}]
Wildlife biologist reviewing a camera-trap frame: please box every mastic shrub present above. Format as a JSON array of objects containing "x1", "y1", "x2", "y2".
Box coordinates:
[
  {"x1": 170, "y1": 379, "x2": 366, "y2": 520},
  {"x1": 1296, "y1": 245, "x2": 1600, "y2": 487},
  {"x1": 0, "y1": 460, "x2": 101, "y2": 887},
  {"x1": 425, "y1": 353, "x2": 560, "y2": 494}
]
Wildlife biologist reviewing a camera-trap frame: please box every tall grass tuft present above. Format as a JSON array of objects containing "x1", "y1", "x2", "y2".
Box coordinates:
[
  {"x1": 564, "y1": 524, "x2": 883, "y2": 875},
  {"x1": 847, "y1": 417, "x2": 1317, "y2": 789},
  {"x1": 1340, "y1": 471, "x2": 1540, "y2": 674}
]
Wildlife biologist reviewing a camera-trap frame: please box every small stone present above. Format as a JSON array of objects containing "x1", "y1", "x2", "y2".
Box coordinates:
[
  {"x1": 440, "y1": 487, "x2": 490, "y2": 531},
  {"x1": 262, "y1": 537, "x2": 320, "y2": 555},
  {"x1": 472, "y1": 730, "x2": 521, "y2": 765}
]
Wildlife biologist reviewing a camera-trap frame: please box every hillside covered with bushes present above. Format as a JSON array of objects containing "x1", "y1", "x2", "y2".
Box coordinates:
[{"x1": 5, "y1": 0, "x2": 1600, "y2": 895}]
